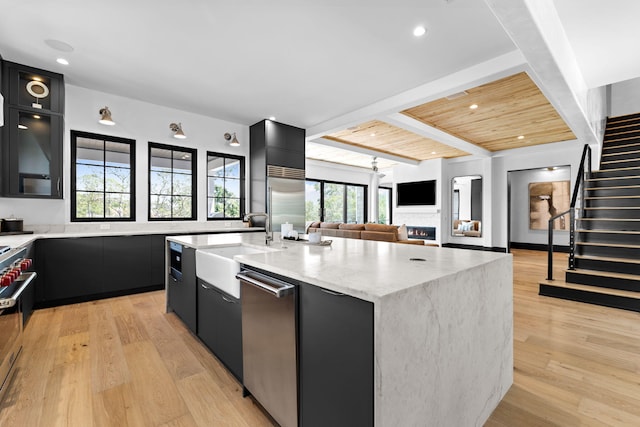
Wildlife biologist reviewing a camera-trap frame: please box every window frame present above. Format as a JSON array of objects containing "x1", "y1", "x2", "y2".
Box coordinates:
[
  {"x1": 378, "y1": 186, "x2": 393, "y2": 225},
  {"x1": 305, "y1": 178, "x2": 368, "y2": 224},
  {"x1": 148, "y1": 141, "x2": 197, "y2": 221},
  {"x1": 70, "y1": 130, "x2": 136, "y2": 222},
  {"x1": 206, "y1": 151, "x2": 246, "y2": 221}
]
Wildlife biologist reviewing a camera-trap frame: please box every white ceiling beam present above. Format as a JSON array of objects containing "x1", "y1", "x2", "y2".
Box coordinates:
[
  {"x1": 306, "y1": 50, "x2": 527, "y2": 140},
  {"x1": 484, "y1": 0, "x2": 602, "y2": 146},
  {"x1": 379, "y1": 113, "x2": 492, "y2": 158},
  {"x1": 310, "y1": 137, "x2": 420, "y2": 166}
]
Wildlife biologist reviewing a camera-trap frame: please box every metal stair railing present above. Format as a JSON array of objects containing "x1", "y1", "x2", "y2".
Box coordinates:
[{"x1": 547, "y1": 144, "x2": 591, "y2": 280}]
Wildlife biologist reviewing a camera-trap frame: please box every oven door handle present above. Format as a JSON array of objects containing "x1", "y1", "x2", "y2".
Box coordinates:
[{"x1": 0, "y1": 272, "x2": 37, "y2": 309}]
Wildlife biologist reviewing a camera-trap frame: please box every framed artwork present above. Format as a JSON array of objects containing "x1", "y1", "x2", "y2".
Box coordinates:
[{"x1": 529, "y1": 181, "x2": 570, "y2": 230}]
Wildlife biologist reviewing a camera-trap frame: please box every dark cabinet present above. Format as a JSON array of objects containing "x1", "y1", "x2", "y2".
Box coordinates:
[
  {"x1": 1, "y1": 61, "x2": 64, "y2": 198},
  {"x1": 103, "y1": 235, "x2": 152, "y2": 293},
  {"x1": 250, "y1": 120, "x2": 306, "y2": 212},
  {"x1": 35, "y1": 235, "x2": 165, "y2": 306},
  {"x1": 36, "y1": 237, "x2": 104, "y2": 302},
  {"x1": 197, "y1": 279, "x2": 243, "y2": 381},
  {"x1": 167, "y1": 245, "x2": 197, "y2": 332},
  {"x1": 299, "y1": 284, "x2": 374, "y2": 427}
]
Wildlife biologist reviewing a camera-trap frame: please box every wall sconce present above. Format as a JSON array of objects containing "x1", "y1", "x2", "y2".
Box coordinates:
[
  {"x1": 224, "y1": 132, "x2": 240, "y2": 147},
  {"x1": 98, "y1": 106, "x2": 115, "y2": 126},
  {"x1": 170, "y1": 122, "x2": 186, "y2": 139}
]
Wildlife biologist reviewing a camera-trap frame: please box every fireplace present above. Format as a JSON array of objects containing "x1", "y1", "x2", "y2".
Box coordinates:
[{"x1": 407, "y1": 226, "x2": 436, "y2": 240}]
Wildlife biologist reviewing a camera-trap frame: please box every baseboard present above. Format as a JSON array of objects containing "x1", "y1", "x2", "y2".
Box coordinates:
[
  {"x1": 442, "y1": 243, "x2": 507, "y2": 252},
  {"x1": 510, "y1": 242, "x2": 570, "y2": 253}
]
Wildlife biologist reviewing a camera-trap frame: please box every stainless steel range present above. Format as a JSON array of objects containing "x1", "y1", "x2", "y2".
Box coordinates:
[{"x1": 0, "y1": 247, "x2": 36, "y2": 402}]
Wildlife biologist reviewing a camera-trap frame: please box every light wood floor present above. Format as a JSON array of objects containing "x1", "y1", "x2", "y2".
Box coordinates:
[{"x1": 1, "y1": 249, "x2": 639, "y2": 426}]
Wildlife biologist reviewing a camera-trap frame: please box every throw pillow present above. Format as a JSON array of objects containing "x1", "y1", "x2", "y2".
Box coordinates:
[{"x1": 398, "y1": 224, "x2": 408, "y2": 240}]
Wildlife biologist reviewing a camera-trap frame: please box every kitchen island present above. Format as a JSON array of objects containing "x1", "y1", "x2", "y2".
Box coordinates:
[{"x1": 168, "y1": 232, "x2": 513, "y2": 426}]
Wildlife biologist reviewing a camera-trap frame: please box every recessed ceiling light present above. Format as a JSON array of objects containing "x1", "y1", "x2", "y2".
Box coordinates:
[
  {"x1": 32, "y1": 77, "x2": 42, "y2": 82},
  {"x1": 33, "y1": 115, "x2": 41, "y2": 119},
  {"x1": 517, "y1": 135, "x2": 525, "y2": 140},
  {"x1": 413, "y1": 26, "x2": 426, "y2": 37},
  {"x1": 44, "y1": 39, "x2": 74, "y2": 52},
  {"x1": 56, "y1": 58, "x2": 69, "y2": 65},
  {"x1": 469, "y1": 104, "x2": 478, "y2": 110},
  {"x1": 17, "y1": 124, "x2": 28, "y2": 130},
  {"x1": 269, "y1": 116, "x2": 276, "y2": 121}
]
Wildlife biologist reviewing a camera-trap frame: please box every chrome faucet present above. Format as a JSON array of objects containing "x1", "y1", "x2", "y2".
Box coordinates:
[{"x1": 265, "y1": 214, "x2": 273, "y2": 246}]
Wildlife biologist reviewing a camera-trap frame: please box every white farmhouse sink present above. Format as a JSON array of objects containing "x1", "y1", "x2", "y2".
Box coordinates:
[{"x1": 195, "y1": 245, "x2": 274, "y2": 299}]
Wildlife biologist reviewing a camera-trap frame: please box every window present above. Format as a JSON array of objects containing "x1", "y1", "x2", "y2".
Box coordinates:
[
  {"x1": 305, "y1": 179, "x2": 367, "y2": 223},
  {"x1": 71, "y1": 131, "x2": 135, "y2": 221},
  {"x1": 305, "y1": 180, "x2": 321, "y2": 222},
  {"x1": 149, "y1": 142, "x2": 196, "y2": 220},
  {"x1": 378, "y1": 187, "x2": 392, "y2": 224},
  {"x1": 207, "y1": 152, "x2": 245, "y2": 219}
]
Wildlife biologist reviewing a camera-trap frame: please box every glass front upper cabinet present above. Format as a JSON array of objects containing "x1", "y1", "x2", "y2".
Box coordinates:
[{"x1": 2, "y1": 61, "x2": 64, "y2": 198}]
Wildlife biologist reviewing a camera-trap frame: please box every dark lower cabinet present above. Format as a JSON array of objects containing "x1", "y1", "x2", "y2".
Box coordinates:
[
  {"x1": 103, "y1": 235, "x2": 151, "y2": 293},
  {"x1": 299, "y1": 284, "x2": 374, "y2": 427},
  {"x1": 36, "y1": 237, "x2": 104, "y2": 302},
  {"x1": 197, "y1": 279, "x2": 243, "y2": 381},
  {"x1": 167, "y1": 246, "x2": 196, "y2": 333},
  {"x1": 35, "y1": 234, "x2": 166, "y2": 306}
]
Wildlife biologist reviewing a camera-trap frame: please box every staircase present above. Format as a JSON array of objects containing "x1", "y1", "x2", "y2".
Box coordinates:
[{"x1": 540, "y1": 112, "x2": 640, "y2": 312}]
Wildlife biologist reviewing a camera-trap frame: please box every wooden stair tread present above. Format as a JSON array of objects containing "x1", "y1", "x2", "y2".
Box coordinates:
[
  {"x1": 584, "y1": 206, "x2": 640, "y2": 210},
  {"x1": 602, "y1": 149, "x2": 640, "y2": 157},
  {"x1": 604, "y1": 134, "x2": 640, "y2": 142},
  {"x1": 586, "y1": 175, "x2": 640, "y2": 182},
  {"x1": 570, "y1": 268, "x2": 640, "y2": 282},
  {"x1": 578, "y1": 218, "x2": 640, "y2": 221},
  {"x1": 592, "y1": 165, "x2": 640, "y2": 173},
  {"x1": 576, "y1": 241, "x2": 640, "y2": 249},
  {"x1": 584, "y1": 195, "x2": 640, "y2": 199},
  {"x1": 601, "y1": 159, "x2": 640, "y2": 165},
  {"x1": 602, "y1": 142, "x2": 640, "y2": 151},
  {"x1": 540, "y1": 278, "x2": 640, "y2": 299},
  {"x1": 577, "y1": 229, "x2": 640, "y2": 235},
  {"x1": 585, "y1": 185, "x2": 640, "y2": 190},
  {"x1": 575, "y1": 254, "x2": 640, "y2": 265}
]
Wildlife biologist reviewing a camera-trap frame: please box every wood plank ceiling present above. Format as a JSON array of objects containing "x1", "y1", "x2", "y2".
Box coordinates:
[
  {"x1": 323, "y1": 120, "x2": 469, "y2": 162},
  {"x1": 317, "y1": 72, "x2": 576, "y2": 166}
]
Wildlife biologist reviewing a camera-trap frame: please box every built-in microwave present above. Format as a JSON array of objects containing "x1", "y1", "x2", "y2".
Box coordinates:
[{"x1": 169, "y1": 241, "x2": 182, "y2": 282}]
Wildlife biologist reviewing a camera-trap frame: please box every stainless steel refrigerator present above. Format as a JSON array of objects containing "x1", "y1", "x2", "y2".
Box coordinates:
[{"x1": 267, "y1": 176, "x2": 305, "y2": 233}]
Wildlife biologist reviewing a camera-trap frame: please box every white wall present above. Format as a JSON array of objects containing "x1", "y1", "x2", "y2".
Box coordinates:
[
  {"x1": 491, "y1": 139, "x2": 589, "y2": 249},
  {"x1": 611, "y1": 77, "x2": 640, "y2": 117},
  {"x1": 509, "y1": 166, "x2": 571, "y2": 245},
  {"x1": 392, "y1": 159, "x2": 442, "y2": 243},
  {"x1": 2, "y1": 84, "x2": 249, "y2": 228}
]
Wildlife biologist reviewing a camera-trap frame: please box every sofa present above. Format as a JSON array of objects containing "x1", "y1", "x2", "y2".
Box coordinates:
[
  {"x1": 452, "y1": 220, "x2": 481, "y2": 237},
  {"x1": 307, "y1": 222, "x2": 426, "y2": 245}
]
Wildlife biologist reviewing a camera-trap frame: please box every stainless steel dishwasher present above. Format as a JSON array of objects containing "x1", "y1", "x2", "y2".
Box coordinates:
[{"x1": 236, "y1": 269, "x2": 298, "y2": 427}]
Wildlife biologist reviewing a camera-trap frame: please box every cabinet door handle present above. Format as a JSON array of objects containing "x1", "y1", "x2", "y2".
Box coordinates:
[
  {"x1": 56, "y1": 177, "x2": 61, "y2": 196},
  {"x1": 319, "y1": 288, "x2": 346, "y2": 297},
  {"x1": 221, "y1": 295, "x2": 236, "y2": 304},
  {"x1": 200, "y1": 282, "x2": 215, "y2": 290}
]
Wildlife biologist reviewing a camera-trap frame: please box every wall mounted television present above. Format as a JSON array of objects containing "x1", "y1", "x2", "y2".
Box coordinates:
[{"x1": 396, "y1": 180, "x2": 437, "y2": 206}]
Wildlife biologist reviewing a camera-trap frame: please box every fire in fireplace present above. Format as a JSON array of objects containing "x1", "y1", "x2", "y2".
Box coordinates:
[{"x1": 407, "y1": 226, "x2": 436, "y2": 240}]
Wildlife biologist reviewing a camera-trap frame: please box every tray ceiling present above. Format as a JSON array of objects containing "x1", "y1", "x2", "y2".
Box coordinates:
[{"x1": 318, "y1": 72, "x2": 577, "y2": 167}]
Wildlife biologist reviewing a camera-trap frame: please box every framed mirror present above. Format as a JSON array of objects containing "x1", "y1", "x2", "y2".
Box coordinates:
[{"x1": 452, "y1": 175, "x2": 482, "y2": 237}]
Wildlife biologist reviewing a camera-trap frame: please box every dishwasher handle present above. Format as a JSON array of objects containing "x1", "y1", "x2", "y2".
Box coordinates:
[{"x1": 236, "y1": 271, "x2": 295, "y2": 298}]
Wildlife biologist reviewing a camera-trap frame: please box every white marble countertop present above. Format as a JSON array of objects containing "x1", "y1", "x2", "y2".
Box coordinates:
[
  {"x1": 168, "y1": 232, "x2": 510, "y2": 303},
  {"x1": 0, "y1": 227, "x2": 263, "y2": 251}
]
